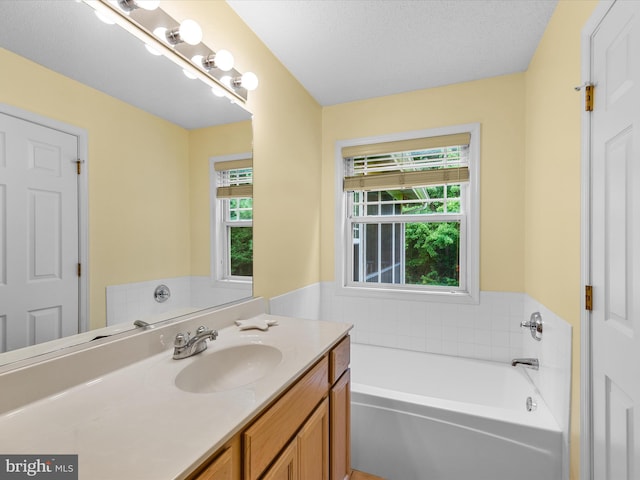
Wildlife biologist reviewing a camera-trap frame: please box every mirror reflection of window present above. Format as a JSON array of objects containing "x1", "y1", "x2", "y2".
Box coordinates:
[{"x1": 213, "y1": 156, "x2": 253, "y2": 281}]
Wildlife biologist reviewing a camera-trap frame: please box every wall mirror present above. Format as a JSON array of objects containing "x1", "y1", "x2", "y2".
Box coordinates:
[{"x1": 0, "y1": 0, "x2": 253, "y2": 367}]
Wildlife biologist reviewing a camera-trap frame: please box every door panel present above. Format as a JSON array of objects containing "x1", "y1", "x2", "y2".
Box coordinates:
[
  {"x1": 591, "y1": 1, "x2": 640, "y2": 478},
  {"x1": 0, "y1": 112, "x2": 79, "y2": 352}
]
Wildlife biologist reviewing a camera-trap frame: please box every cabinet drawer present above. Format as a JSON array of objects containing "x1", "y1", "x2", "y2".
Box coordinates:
[
  {"x1": 243, "y1": 356, "x2": 329, "y2": 480},
  {"x1": 329, "y1": 336, "x2": 350, "y2": 384}
]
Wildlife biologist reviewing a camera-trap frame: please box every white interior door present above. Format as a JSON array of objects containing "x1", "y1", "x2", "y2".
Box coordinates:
[
  {"x1": 0, "y1": 112, "x2": 79, "y2": 353},
  {"x1": 591, "y1": 1, "x2": 640, "y2": 478}
]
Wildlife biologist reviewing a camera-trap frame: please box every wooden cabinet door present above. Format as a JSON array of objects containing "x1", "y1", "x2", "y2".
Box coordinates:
[
  {"x1": 244, "y1": 357, "x2": 329, "y2": 480},
  {"x1": 262, "y1": 441, "x2": 298, "y2": 480},
  {"x1": 193, "y1": 448, "x2": 233, "y2": 480},
  {"x1": 298, "y1": 397, "x2": 329, "y2": 480},
  {"x1": 330, "y1": 369, "x2": 351, "y2": 480}
]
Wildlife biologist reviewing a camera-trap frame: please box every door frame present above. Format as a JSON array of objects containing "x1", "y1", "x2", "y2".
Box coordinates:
[
  {"x1": 0, "y1": 103, "x2": 89, "y2": 334},
  {"x1": 579, "y1": 2, "x2": 616, "y2": 479}
]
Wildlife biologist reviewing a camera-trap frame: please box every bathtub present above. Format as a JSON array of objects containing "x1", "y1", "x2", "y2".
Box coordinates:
[{"x1": 350, "y1": 344, "x2": 563, "y2": 480}]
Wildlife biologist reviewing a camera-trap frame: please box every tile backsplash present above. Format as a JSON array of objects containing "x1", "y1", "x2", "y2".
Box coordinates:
[
  {"x1": 271, "y1": 282, "x2": 526, "y2": 362},
  {"x1": 106, "y1": 276, "x2": 251, "y2": 326}
]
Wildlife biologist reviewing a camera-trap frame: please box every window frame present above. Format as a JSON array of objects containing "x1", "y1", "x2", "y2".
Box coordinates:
[
  {"x1": 210, "y1": 153, "x2": 253, "y2": 285},
  {"x1": 334, "y1": 124, "x2": 480, "y2": 303}
]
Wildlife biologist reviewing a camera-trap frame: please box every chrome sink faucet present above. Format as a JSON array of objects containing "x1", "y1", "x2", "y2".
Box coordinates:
[
  {"x1": 173, "y1": 326, "x2": 218, "y2": 359},
  {"x1": 511, "y1": 358, "x2": 539, "y2": 370}
]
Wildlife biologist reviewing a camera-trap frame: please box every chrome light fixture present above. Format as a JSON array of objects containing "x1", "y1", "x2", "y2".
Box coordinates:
[
  {"x1": 117, "y1": 0, "x2": 160, "y2": 12},
  {"x1": 233, "y1": 72, "x2": 259, "y2": 92},
  {"x1": 199, "y1": 50, "x2": 235, "y2": 72},
  {"x1": 85, "y1": 0, "x2": 258, "y2": 103},
  {"x1": 162, "y1": 19, "x2": 203, "y2": 46}
]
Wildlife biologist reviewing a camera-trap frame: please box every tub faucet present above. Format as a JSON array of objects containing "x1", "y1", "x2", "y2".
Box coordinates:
[
  {"x1": 511, "y1": 358, "x2": 539, "y2": 370},
  {"x1": 173, "y1": 326, "x2": 218, "y2": 360}
]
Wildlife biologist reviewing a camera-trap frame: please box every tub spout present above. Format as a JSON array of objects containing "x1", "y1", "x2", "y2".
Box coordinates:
[{"x1": 511, "y1": 358, "x2": 539, "y2": 370}]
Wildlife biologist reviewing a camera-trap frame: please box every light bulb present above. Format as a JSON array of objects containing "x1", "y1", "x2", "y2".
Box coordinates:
[
  {"x1": 179, "y1": 19, "x2": 202, "y2": 45},
  {"x1": 95, "y1": 10, "x2": 116, "y2": 24},
  {"x1": 214, "y1": 50, "x2": 234, "y2": 72},
  {"x1": 183, "y1": 69, "x2": 197, "y2": 80},
  {"x1": 145, "y1": 44, "x2": 161, "y2": 56},
  {"x1": 240, "y1": 72, "x2": 259, "y2": 91},
  {"x1": 220, "y1": 75, "x2": 233, "y2": 88},
  {"x1": 153, "y1": 26, "x2": 168, "y2": 42},
  {"x1": 211, "y1": 85, "x2": 226, "y2": 98}
]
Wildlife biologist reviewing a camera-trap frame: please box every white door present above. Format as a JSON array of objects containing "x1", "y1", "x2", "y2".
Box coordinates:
[
  {"x1": 591, "y1": 1, "x2": 640, "y2": 478},
  {"x1": 0, "y1": 112, "x2": 79, "y2": 353}
]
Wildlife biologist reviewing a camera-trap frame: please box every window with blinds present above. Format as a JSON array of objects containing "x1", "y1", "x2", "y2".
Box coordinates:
[
  {"x1": 342, "y1": 132, "x2": 473, "y2": 292},
  {"x1": 215, "y1": 159, "x2": 253, "y2": 278}
]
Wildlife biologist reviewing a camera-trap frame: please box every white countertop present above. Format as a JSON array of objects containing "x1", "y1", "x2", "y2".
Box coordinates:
[{"x1": 0, "y1": 314, "x2": 351, "y2": 480}]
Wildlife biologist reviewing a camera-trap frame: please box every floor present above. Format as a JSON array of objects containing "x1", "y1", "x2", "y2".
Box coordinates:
[{"x1": 352, "y1": 470, "x2": 385, "y2": 480}]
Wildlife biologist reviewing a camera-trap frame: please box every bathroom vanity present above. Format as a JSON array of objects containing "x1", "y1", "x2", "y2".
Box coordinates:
[
  {"x1": 193, "y1": 334, "x2": 351, "y2": 480},
  {"x1": 0, "y1": 299, "x2": 352, "y2": 480}
]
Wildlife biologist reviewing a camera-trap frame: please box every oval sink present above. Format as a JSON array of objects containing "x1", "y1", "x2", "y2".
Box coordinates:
[{"x1": 175, "y1": 344, "x2": 283, "y2": 393}]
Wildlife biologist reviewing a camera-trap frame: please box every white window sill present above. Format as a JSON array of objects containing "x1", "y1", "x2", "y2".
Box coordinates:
[
  {"x1": 335, "y1": 283, "x2": 479, "y2": 304},
  {"x1": 212, "y1": 279, "x2": 252, "y2": 289}
]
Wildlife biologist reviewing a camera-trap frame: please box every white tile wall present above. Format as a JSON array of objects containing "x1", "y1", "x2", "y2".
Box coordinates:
[
  {"x1": 319, "y1": 282, "x2": 526, "y2": 362},
  {"x1": 106, "y1": 276, "x2": 251, "y2": 326},
  {"x1": 521, "y1": 295, "x2": 572, "y2": 480},
  {"x1": 269, "y1": 283, "x2": 322, "y2": 320}
]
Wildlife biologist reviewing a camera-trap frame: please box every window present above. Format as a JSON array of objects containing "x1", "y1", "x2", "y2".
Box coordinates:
[
  {"x1": 213, "y1": 156, "x2": 253, "y2": 280},
  {"x1": 337, "y1": 125, "x2": 479, "y2": 302}
]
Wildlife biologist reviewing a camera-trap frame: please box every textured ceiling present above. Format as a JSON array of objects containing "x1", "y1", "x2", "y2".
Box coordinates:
[{"x1": 227, "y1": 0, "x2": 558, "y2": 106}]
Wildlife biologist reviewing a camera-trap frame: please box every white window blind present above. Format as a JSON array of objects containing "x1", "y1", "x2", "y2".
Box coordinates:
[
  {"x1": 215, "y1": 158, "x2": 253, "y2": 198},
  {"x1": 343, "y1": 133, "x2": 470, "y2": 192}
]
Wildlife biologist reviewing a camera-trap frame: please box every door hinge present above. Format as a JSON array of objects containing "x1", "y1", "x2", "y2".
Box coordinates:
[
  {"x1": 585, "y1": 285, "x2": 593, "y2": 311},
  {"x1": 77, "y1": 263, "x2": 82, "y2": 277},
  {"x1": 75, "y1": 159, "x2": 84, "y2": 175},
  {"x1": 585, "y1": 85, "x2": 594, "y2": 112}
]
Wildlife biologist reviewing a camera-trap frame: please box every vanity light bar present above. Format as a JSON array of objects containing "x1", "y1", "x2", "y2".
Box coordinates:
[{"x1": 84, "y1": 0, "x2": 254, "y2": 104}]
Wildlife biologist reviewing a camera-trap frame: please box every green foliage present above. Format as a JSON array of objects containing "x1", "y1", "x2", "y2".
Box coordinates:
[
  {"x1": 230, "y1": 227, "x2": 253, "y2": 276},
  {"x1": 229, "y1": 198, "x2": 253, "y2": 221},
  {"x1": 404, "y1": 222, "x2": 459, "y2": 286}
]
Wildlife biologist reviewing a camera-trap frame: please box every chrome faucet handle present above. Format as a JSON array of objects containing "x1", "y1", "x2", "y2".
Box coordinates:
[
  {"x1": 174, "y1": 332, "x2": 189, "y2": 347},
  {"x1": 195, "y1": 326, "x2": 211, "y2": 337},
  {"x1": 520, "y1": 312, "x2": 543, "y2": 341},
  {"x1": 195, "y1": 326, "x2": 218, "y2": 340}
]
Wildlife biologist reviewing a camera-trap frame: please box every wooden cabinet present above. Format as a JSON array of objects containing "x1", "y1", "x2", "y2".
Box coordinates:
[
  {"x1": 263, "y1": 397, "x2": 329, "y2": 480},
  {"x1": 189, "y1": 438, "x2": 240, "y2": 480},
  {"x1": 330, "y1": 369, "x2": 351, "y2": 480},
  {"x1": 329, "y1": 336, "x2": 350, "y2": 384},
  {"x1": 298, "y1": 397, "x2": 329, "y2": 480},
  {"x1": 243, "y1": 357, "x2": 329, "y2": 480},
  {"x1": 190, "y1": 335, "x2": 350, "y2": 480},
  {"x1": 262, "y1": 441, "x2": 298, "y2": 480}
]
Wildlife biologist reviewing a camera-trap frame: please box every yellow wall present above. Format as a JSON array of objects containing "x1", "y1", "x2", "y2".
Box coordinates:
[
  {"x1": 188, "y1": 120, "x2": 253, "y2": 276},
  {"x1": 0, "y1": 47, "x2": 191, "y2": 330},
  {"x1": 320, "y1": 2, "x2": 598, "y2": 477},
  {"x1": 2, "y1": 0, "x2": 323, "y2": 328},
  {"x1": 321, "y1": 74, "x2": 526, "y2": 292},
  {"x1": 524, "y1": 1, "x2": 598, "y2": 478},
  {"x1": 163, "y1": 2, "x2": 323, "y2": 300}
]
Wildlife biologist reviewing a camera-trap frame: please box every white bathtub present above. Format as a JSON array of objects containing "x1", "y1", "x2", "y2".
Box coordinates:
[{"x1": 350, "y1": 344, "x2": 563, "y2": 480}]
